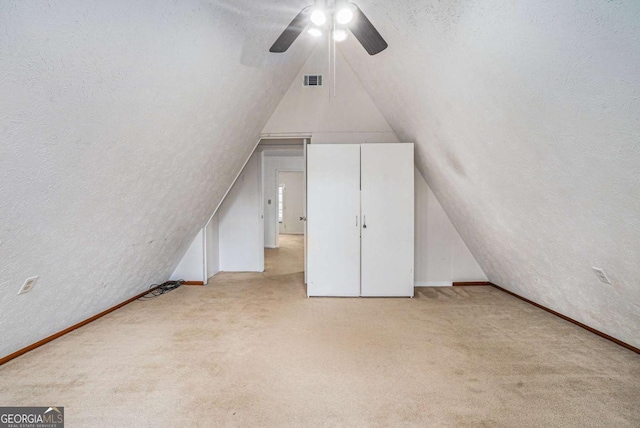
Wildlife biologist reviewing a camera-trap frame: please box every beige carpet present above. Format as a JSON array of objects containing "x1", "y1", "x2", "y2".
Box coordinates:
[{"x1": 1, "y1": 235, "x2": 639, "y2": 427}]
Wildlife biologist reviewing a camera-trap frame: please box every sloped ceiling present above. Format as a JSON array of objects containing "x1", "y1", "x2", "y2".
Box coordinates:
[
  {"x1": 340, "y1": 0, "x2": 640, "y2": 346},
  {"x1": 0, "y1": 0, "x2": 310, "y2": 357}
]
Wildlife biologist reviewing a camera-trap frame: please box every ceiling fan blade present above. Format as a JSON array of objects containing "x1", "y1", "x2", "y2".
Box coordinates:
[
  {"x1": 269, "y1": 8, "x2": 310, "y2": 53},
  {"x1": 347, "y1": 4, "x2": 388, "y2": 55}
]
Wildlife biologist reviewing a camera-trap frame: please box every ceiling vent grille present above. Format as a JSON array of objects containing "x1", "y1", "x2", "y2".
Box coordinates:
[{"x1": 303, "y1": 74, "x2": 323, "y2": 87}]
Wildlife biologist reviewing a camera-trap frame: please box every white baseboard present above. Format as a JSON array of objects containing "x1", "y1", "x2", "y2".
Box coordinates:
[{"x1": 414, "y1": 281, "x2": 453, "y2": 287}]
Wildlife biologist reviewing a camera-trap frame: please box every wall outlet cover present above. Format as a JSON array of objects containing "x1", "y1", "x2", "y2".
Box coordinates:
[{"x1": 18, "y1": 276, "x2": 39, "y2": 295}]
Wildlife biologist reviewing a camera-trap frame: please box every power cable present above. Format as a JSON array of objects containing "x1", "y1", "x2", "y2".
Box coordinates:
[{"x1": 138, "y1": 280, "x2": 184, "y2": 300}]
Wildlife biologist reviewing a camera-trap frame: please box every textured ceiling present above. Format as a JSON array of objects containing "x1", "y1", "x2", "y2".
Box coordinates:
[
  {"x1": 340, "y1": 0, "x2": 640, "y2": 346},
  {"x1": 0, "y1": 0, "x2": 310, "y2": 357}
]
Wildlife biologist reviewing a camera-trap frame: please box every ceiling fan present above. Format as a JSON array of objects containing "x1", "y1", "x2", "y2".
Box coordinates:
[{"x1": 269, "y1": 0, "x2": 388, "y2": 55}]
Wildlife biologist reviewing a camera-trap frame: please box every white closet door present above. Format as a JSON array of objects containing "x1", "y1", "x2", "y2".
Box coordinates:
[
  {"x1": 361, "y1": 143, "x2": 414, "y2": 297},
  {"x1": 307, "y1": 144, "x2": 361, "y2": 297}
]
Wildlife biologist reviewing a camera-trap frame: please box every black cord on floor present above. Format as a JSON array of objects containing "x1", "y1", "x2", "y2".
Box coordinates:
[{"x1": 138, "y1": 280, "x2": 185, "y2": 300}]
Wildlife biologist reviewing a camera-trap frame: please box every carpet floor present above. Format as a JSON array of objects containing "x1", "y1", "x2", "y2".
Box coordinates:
[{"x1": 0, "y1": 235, "x2": 638, "y2": 427}]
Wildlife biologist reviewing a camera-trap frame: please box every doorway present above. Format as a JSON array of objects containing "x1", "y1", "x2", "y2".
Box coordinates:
[
  {"x1": 264, "y1": 170, "x2": 305, "y2": 275},
  {"x1": 278, "y1": 171, "x2": 305, "y2": 236},
  {"x1": 260, "y1": 142, "x2": 306, "y2": 278}
]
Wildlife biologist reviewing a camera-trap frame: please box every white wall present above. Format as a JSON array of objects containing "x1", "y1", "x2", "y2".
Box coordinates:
[
  {"x1": 263, "y1": 152, "x2": 305, "y2": 247},
  {"x1": 218, "y1": 152, "x2": 263, "y2": 272},
  {"x1": 262, "y1": 39, "x2": 398, "y2": 144},
  {"x1": 341, "y1": 1, "x2": 640, "y2": 346},
  {"x1": 170, "y1": 229, "x2": 205, "y2": 282},
  {"x1": 205, "y1": 213, "x2": 220, "y2": 280},
  {"x1": 0, "y1": 0, "x2": 309, "y2": 358},
  {"x1": 415, "y1": 169, "x2": 487, "y2": 286}
]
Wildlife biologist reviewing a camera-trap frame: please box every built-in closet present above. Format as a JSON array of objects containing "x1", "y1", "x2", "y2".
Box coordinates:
[{"x1": 306, "y1": 143, "x2": 414, "y2": 297}]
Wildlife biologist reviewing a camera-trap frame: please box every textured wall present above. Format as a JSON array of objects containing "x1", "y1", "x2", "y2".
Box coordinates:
[
  {"x1": 341, "y1": 0, "x2": 640, "y2": 346},
  {"x1": 0, "y1": 0, "x2": 310, "y2": 357}
]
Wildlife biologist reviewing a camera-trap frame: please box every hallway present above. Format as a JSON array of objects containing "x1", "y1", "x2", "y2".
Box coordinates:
[
  {"x1": 265, "y1": 235, "x2": 304, "y2": 276},
  {"x1": 208, "y1": 234, "x2": 304, "y2": 284}
]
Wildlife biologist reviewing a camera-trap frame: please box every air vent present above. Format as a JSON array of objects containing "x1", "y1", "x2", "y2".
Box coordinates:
[{"x1": 303, "y1": 74, "x2": 323, "y2": 86}]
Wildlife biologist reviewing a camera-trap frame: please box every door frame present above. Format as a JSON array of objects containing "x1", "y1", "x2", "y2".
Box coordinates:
[{"x1": 257, "y1": 137, "x2": 308, "y2": 280}]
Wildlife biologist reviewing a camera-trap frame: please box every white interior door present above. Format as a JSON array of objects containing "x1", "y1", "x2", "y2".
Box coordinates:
[
  {"x1": 279, "y1": 171, "x2": 305, "y2": 234},
  {"x1": 361, "y1": 143, "x2": 414, "y2": 297},
  {"x1": 307, "y1": 144, "x2": 361, "y2": 297}
]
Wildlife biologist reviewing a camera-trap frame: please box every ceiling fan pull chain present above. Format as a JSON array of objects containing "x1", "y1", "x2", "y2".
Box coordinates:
[
  {"x1": 328, "y1": 20, "x2": 332, "y2": 102},
  {"x1": 333, "y1": 19, "x2": 337, "y2": 98}
]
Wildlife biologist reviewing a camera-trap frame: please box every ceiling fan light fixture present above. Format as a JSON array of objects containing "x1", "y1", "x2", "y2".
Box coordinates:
[
  {"x1": 333, "y1": 27, "x2": 348, "y2": 42},
  {"x1": 336, "y1": 5, "x2": 354, "y2": 25},
  {"x1": 269, "y1": 1, "x2": 387, "y2": 55},
  {"x1": 310, "y1": 9, "x2": 327, "y2": 26},
  {"x1": 308, "y1": 27, "x2": 323, "y2": 37}
]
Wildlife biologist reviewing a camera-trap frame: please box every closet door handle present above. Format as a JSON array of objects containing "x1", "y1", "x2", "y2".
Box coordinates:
[
  {"x1": 363, "y1": 215, "x2": 367, "y2": 229},
  {"x1": 356, "y1": 215, "x2": 358, "y2": 227}
]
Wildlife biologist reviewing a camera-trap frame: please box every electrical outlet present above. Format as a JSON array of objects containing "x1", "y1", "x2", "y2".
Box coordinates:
[
  {"x1": 18, "y1": 276, "x2": 38, "y2": 295},
  {"x1": 592, "y1": 268, "x2": 611, "y2": 285}
]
